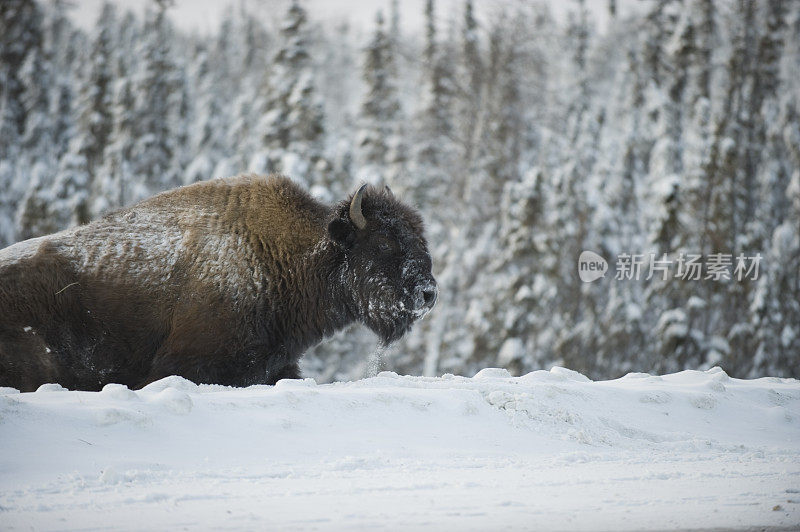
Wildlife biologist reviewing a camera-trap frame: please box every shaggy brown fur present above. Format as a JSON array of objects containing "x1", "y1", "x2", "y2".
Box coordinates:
[{"x1": 0, "y1": 174, "x2": 436, "y2": 391}]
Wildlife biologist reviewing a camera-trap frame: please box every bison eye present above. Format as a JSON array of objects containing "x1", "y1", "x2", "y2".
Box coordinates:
[{"x1": 378, "y1": 241, "x2": 392, "y2": 254}]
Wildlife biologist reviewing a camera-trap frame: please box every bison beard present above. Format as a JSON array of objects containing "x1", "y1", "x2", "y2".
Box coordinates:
[{"x1": 0, "y1": 175, "x2": 437, "y2": 391}]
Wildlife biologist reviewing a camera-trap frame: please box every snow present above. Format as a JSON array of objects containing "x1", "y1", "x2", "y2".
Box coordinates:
[
  {"x1": 6, "y1": 0, "x2": 799, "y2": 382},
  {"x1": 1, "y1": 367, "x2": 798, "y2": 530}
]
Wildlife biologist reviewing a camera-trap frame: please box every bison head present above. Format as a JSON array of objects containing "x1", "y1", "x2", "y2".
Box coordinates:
[{"x1": 328, "y1": 184, "x2": 437, "y2": 345}]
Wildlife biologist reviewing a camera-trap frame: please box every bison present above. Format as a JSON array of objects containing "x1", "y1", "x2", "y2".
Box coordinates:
[{"x1": 0, "y1": 174, "x2": 437, "y2": 391}]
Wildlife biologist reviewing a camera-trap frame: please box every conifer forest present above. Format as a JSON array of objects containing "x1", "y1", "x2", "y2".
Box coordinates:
[{"x1": 1, "y1": 0, "x2": 798, "y2": 381}]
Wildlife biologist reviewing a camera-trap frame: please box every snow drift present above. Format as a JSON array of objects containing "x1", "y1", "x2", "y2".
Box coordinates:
[{"x1": 1, "y1": 367, "x2": 798, "y2": 530}]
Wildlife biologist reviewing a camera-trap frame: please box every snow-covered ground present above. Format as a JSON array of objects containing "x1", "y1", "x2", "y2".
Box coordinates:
[{"x1": 1, "y1": 366, "x2": 798, "y2": 531}]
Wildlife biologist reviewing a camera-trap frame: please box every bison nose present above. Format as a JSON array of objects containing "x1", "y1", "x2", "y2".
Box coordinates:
[
  {"x1": 414, "y1": 283, "x2": 438, "y2": 311},
  {"x1": 423, "y1": 286, "x2": 437, "y2": 307}
]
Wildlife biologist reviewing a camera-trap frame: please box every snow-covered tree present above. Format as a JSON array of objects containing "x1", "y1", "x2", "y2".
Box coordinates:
[
  {"x1": 64, "y1": 1, "x2": 116, "y2": 218},
  {"x1": 131, "y1": 0, "x2": 181, "y2": 197},
  {"x1": 252, "y1": 0, "x2": 326, "y2": 184},
  {"x1": 0, "y1": 0, "x2": 43, "y2": 161},
  {"x1": 0, "y1": 0, "x2": 798, "y2": 381},
  {"x1": 356, "y1": 11, "x2": 403, "y2": 185},
  {"x1": 409, "y1": 0, "x2": 457, "y2": 209},
  {"x1": 454, "y1": 0, "x2": 483, "y2": 169},
  {"x1": 184, "y1": 45, "x2": 229, "y2": 184}
]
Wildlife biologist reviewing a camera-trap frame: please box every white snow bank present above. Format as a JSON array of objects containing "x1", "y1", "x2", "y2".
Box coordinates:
[{"x1": 1, "y1": 367, "x2": 798, "y2": 531}]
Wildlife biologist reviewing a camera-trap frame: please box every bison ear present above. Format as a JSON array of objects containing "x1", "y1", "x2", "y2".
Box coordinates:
[{"x1": 328, "y1": 218, "x2": 356, "y2": 248}]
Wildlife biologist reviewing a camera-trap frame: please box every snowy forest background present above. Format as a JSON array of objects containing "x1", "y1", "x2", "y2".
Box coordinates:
[{"x1": 1, "y1": 0, "x2": 798, "y2": 381}]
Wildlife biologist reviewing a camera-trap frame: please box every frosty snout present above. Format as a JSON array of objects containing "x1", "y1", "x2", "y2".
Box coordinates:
[{"x1": 412, "y1": 281, "x2": 438, "y2": 312}]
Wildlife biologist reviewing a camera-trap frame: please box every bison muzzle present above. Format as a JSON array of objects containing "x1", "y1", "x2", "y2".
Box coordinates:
[{"x1": 0, "y1": 175, "x2": 437, "y2": 391}]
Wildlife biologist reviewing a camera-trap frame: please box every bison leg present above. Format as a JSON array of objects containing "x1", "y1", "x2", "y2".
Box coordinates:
[{"x1": 0, "y1": 328, "x2": 61, "y2": 392}]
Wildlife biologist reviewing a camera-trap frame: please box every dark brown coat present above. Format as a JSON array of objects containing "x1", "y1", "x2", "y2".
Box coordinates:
[{"x1": 0, "y1": 174, "x2": 436, "y2": 391}]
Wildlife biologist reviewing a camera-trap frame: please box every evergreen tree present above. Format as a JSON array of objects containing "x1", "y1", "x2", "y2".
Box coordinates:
[
  {"x1": 98, "y1": 9, "x2": 140, "y2": 212},
  {"x1": 476, "y1": 15, "x2": 525, "y2": 209},
  {"x1": 184, "y1": 45, "x2": 229, "y2": 184},
  {"x1": 15, "y1": 163, "x2": 59, "y2": 240},
  {"x1": 100, "y1": 75, "x2": 138, "y2": 209},
  {"x1": 252, "y1": 0, "x2": 326, "y2": 183},
  {"x1": 0, "y1": 0, "x2": 797, "y2": 381},
  {"x1": 18, "y1": 16, "x2": 52, "y2": 163},
  {"x1": 357, "y1": 11, "x2": 402, "y2": 184},
  {"x1": 750, "y1": 1, "x2": 798, "y2": 376},
  {"x1": 132, "y1": 0, "x2": 181, "y2": 197},
  {"x1": 481, "y1": 168, "x2": 548, "y2": 374},
  {"x1": 0, "y1": 0, "x2": 43, "y2": 161},
  {"x1": 43, "y1": 0, "x2": 78, "y2": 160},
  {"x1": 67, "y1": 1, "x2": 116, "y2": 217},
  {"x1": 51, "y1": 152, "x2": 91, "y2": 228},
  {"x1": 14, "y1": 3, "x2": 59, "y2": 241},
  {"x1": 454, "y1": 0, "x2": 483, "y2": 170},
  {"x1": 411, "y1": 0, "x2": 456, "y2": 206}
]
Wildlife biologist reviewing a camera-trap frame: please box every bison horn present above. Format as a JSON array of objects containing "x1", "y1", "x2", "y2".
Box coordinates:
[
  {"x1": 350, "y1": 184, "x2": 368, "y2": 230},
  {"x1": 384, "y1": 185, "x2": 394, "y2": 197}
]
